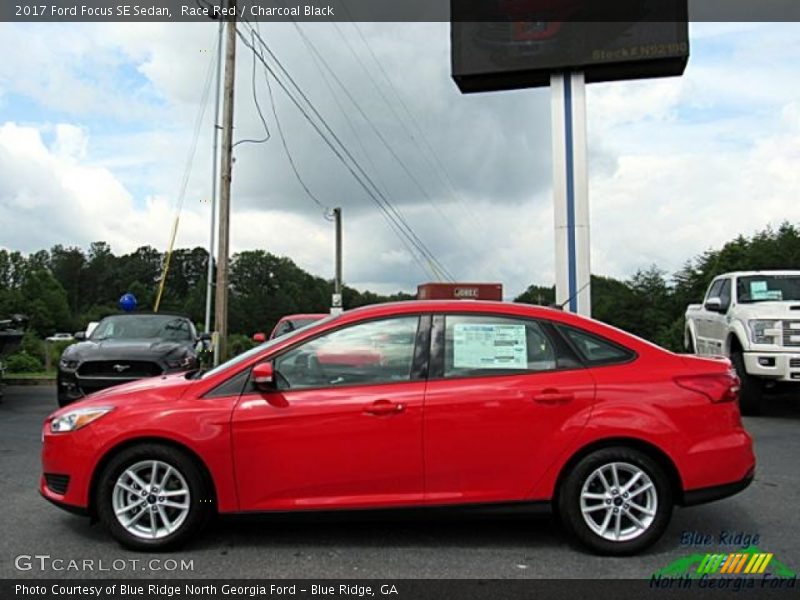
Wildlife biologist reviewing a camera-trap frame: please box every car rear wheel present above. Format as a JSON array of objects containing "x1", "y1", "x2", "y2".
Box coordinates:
[
  {"x1": 96, "y1": 444, "x2": 211, "y2": 551},
  {"x1": 557, "y1": 447, "x2": 673, "y2": 555},
  {"x1": 731, "y1": 351, "x2": 763, "y2": 416}
]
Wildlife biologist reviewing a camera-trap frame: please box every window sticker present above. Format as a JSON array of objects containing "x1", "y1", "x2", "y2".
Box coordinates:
[
  {"x1": 750, "y1": 281, "x2": 768, "y2": 300},
  {"x1": 452, "y1": 323, "x2": 527, "y2": 369},
  {"x1": 750, "y1": 281, "x2": 782, "y2": 301}
]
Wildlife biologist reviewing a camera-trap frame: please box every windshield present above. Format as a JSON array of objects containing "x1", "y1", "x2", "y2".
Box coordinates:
[
  {"x1": 737, "y1": 275, "x2": 800, "y2": 303},
  {"x1": 201, "y1": 315, "x2": 337, "y2": 379},
  {"x1": 90, "y1": 315, "x2": 195, "y2": 342}
]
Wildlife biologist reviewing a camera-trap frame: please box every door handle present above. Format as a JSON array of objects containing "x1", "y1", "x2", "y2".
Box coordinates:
[
  {"x1": 364, "y1": 399, "x2": 405, "y2": 416},
  {"x1": 532, "y1": 389, "x2": 574, "y2": 405}
]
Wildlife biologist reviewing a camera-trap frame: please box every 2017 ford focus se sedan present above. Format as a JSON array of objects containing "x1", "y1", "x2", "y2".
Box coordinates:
[{"x1": 40, "y1": 300, "x2": 754, "y2": 554}]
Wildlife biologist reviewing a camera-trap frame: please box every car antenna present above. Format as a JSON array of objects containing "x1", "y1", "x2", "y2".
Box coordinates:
[{"x1": 549, "y1": 281, "x2": 591, "y2": 311}]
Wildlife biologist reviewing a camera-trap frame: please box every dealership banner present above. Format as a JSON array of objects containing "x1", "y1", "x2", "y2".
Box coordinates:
[{"x1": 3, "y1": 579, "x2": 798, "y2": 600}]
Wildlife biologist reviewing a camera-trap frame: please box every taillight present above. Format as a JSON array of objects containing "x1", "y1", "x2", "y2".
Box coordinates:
[{"x1": 674, "y1": 370, "x2": 740, "y2": 403}]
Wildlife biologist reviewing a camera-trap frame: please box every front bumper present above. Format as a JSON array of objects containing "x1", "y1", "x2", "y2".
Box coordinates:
[
  {"x1": 743, "y1": 352, "x2": 800, "y2": 382},
  {"x1": 40, "y1": 421, "x2": 98, "y2": 513}
]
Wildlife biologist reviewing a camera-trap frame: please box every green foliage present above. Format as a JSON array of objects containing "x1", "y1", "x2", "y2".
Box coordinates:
[
  {"x1": 226, "y1": 334, "x2": 256, "y2": 361},
  {"x1": 4, "y1": 351, "x2": 43, "y2": 373},
  {"x1": 514, "y1": 284, "x2": 555, "y2": 306},
  {"x1": 20, "y1": 331, "x2": 46, "y2": 364},
  {"x1": 4, "y1": 223, "x2": 800, "y2": 355},
  {"x1": 514, "y1": 222, "x2": 800, "y2": 351},
  {"x1": 51, "y1": 340, "x2": 76, "y2": 361}
]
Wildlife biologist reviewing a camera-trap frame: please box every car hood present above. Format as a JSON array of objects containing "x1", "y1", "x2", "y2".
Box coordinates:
[
  {"x1": 63, "y1": 338, "x2": 192, "y2": 360},
  {"x1": 50, "y1": 371, "x2": 196, "y2": 415},
  {"x1": 734, "y1": 302, "x2": 800, "y2": 320}
]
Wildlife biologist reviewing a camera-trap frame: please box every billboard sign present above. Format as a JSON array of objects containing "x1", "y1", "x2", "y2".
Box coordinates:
[{"x1": 452, "y1": 0, "x2": 689, "y2": 92}]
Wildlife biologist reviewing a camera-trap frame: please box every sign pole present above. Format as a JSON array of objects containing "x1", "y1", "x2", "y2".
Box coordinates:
[
  {"x1": 331, "y1": 207, "x2": 343, "y2": 315},
  {"x1": 551, "y1": 71, "x2": 591, "y2": 316}
]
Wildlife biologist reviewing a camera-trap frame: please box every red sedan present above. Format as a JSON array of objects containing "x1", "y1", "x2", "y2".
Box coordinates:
[{"x1": 40, "y1": 300, "x2": 754, "y2": 554}]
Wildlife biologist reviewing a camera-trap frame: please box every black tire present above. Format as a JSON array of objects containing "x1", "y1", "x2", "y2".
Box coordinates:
[
  {"x1": 731, "y1": 351, "x2": 763, "y2": 416},
  {"x1": 96, "y1": 443, "x2": 212, "y2": 551},
  {"x1": 557, "y1": 447, "x2": 673, "y2": 555},
  {"x1": 685, "y1": 330, "x2": 697, "y2": 354},
  {"x1": 57, "y1": 390, "x2": 72, "y2": 408}
]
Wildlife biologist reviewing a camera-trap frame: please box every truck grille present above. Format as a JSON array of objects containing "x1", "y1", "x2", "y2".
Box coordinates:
[
  {"x1": 790, "y1": 358, "x2": 800, "y2": 369},
  {"x1": 78, "y1": 360, "x2": 162, "y2": 378},
  {"x1": 783, "y1": 321, "x2": 800, "y2": 347},
  {"x1": 44, "y1": 473, "x2": 70, "y2": 495}
]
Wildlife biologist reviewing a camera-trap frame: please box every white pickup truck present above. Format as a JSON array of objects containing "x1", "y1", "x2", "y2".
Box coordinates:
[{"x1": 685, "y1": 270, "x2": 800, "y2": 414}]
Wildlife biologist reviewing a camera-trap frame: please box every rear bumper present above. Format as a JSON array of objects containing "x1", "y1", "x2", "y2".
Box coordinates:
[
  {"x1": 681, "y1": 468, "x2": 754, "y2": 506},
  {"x1": 744, "y1": 351, "x2": 800, "y2": 382}
]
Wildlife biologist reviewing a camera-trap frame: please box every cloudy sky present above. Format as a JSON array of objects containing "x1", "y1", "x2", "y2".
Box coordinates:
[{"x1": 1, "y1": 21, "x2": 799, "y2": 298}]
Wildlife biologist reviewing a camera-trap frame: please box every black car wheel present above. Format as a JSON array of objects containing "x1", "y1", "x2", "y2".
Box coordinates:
[
  {"x1": 56, "y1": 372, "x2": 79, "y2": 407},
  {"x1": 557, "y1": 447, "x2": 673, "y2": 555},
  {"x1": 96, "y1": 443, "x2": 212, "y2": 551}
]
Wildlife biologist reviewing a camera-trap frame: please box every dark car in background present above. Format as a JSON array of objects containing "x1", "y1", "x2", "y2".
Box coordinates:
[{"x1": 57, "y1": 313, "x2": 204, "y2": 407}]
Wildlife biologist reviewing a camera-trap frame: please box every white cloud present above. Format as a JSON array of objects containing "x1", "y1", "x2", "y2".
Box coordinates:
[{"x1": 1, "y1": 22, "x2": 800, "y2": 301}]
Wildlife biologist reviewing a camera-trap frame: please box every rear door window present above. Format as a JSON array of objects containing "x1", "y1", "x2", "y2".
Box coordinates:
[{"x1": 558, "y1": 326, "x2": 635, "y2": 366}]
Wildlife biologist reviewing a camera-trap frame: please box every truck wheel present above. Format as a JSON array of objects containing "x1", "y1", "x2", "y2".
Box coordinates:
[
  {"x1": 731, "y1": 351, "x2": 763, "y2": 416},
  {"x1": 684, "y1": 330, "x2": 696, "y2": 354}
]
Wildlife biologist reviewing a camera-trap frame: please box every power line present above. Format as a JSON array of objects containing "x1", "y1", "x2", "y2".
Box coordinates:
[
  {"x1": 174, "y1": 41, "x2": 217, "y2": 215},
  {"x1": 232, "y1": 26, "x2": 271, "y2": 149},
  {"x1": 253, "y1": 27, "x2": 328, "y2": 213},
  {"x1": 238, "y1": 23, "x2": 454, "y2": 281},
  {"x1": 272, "y1": 24, "x2": 451, "y2": 280},
  {"x1": 297, "y1": 22, "x2": 468, "y2": 256},
  {"x1": 344, "y1": 19, "x2": 483, "y2": 232},
  {"x1": 294, "y1": 25, "x2": 436, "y2": 279}
]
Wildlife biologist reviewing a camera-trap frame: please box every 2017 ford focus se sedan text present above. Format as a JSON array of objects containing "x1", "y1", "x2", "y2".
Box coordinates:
[{"x1": 40, "y1": 301, "x2": 755, "y2": 554}]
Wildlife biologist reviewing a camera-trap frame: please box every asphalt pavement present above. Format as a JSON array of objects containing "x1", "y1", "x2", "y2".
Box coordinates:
[{"x1": 1, "y1": 384, "x2": 798, "y2": 579}]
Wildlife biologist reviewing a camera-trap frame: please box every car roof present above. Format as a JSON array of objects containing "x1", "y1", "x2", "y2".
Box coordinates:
[
  {"x1": 279, "y1": 313, "x2": 328, "y2": 321},
  {"x1": 337, "y1": 300, "x2": 580, "y2": 324},
  {"x1": 100, "y1": 312, "x2": 192, "y2": 319},
  {"x1": 714, "y1": 270, "x2": 800, "y2": 279}
]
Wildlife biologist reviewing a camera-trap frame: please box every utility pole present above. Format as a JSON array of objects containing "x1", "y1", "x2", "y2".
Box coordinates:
[
  {"x1": 214, "y1": 0, "x2": 237, "y2": 364},
  {"x1": 204, "y1": 18, "x2": 224, "y2": 337},
  {"x1": 331, "y1": 207, "x2": 343, "y2": 315}
]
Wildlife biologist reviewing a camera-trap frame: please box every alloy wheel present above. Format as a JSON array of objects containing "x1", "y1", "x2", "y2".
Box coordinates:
[
  {"x1": 579, "y1": 461, "x2": 658, "y2": 542},
  {"x1": 111, "y1": 459, "x2": 191, "y2": 540}
]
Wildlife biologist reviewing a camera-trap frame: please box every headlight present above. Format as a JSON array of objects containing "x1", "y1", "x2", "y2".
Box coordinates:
[
  {"x1": 50, "y1": 407, "x2": 113, "y2": 433},
  {"x1": 59, "y1": 358, "x2": 79, "y2": 370},
  {"x1": 166, "y1": 355, "x2": 194, "y2": 369},
  {"x1": 748, "y1": 320, "x2": 779, "y2": 345}
]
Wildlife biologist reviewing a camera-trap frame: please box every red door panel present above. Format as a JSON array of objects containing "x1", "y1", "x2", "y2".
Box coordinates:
[
  {"x1": 232, "y1": 382, "x2": 425, "y2": 511},
  {"x1": 424, "y1": 369, "x2": 595, "y2": 504}
]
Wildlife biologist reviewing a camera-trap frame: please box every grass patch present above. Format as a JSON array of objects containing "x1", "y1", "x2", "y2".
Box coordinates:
[{"x1": 5, "y1": 371, "x2": 57, "y2": 378}]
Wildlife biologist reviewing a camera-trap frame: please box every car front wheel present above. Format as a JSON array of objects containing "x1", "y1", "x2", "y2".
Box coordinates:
[
  {"x1": 557, "y1": 447, "x2": 673, "y2": 555},
  {"x1": 96, "y1": 444, "x2": 211, "y2": 551}
]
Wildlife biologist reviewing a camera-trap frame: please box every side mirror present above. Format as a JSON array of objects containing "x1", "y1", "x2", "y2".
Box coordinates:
[
  {"x1": 253, "y1": 332, "x2": 267, "y2": 343},
  {"x1": 704, "y1": 297, "x2": 723, "y2": 312},
  {"x1": 74, "y1": 331, "x2": 86, "y2": 341},
  {"x1": 252, "y1": 362, "x2": 275, "y2": 392},
  {"x1": 198, "y1": 332, "x2": 212, "y2": 342}
]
